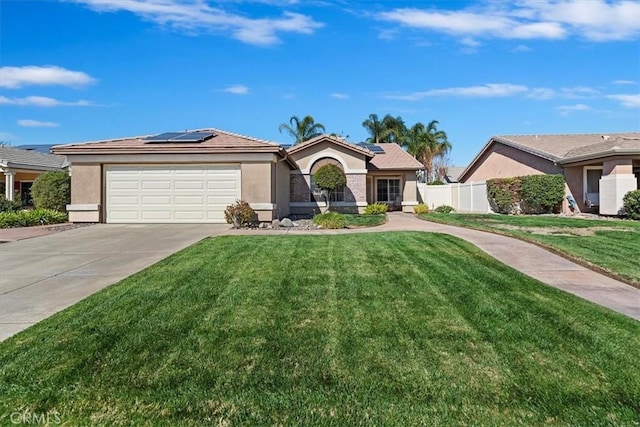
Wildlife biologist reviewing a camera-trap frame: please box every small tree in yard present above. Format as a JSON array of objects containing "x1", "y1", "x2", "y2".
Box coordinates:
[
  {"x1": 31, "y1": 171, "x2": 70, "y2": 213},
  {"x1": 313, "y1": 164, "x2": 346, "y2": 212}
]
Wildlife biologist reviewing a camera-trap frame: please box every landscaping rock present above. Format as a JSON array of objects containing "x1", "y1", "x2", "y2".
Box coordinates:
[
  {"x1": 272, "y1": 219, "x2": 280, "y2": 229},
  {"x1": 280, "y1": 218, "x2": 295, "y2": 227}
]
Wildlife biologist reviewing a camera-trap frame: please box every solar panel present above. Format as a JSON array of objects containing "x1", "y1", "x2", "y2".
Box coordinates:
[
  {"x1": 144, "y1": 132, "x2": 184, "y2": 141},
  {"x1": 170, "y1": 132, "x2": 215, "y2": 142},
  {"x1": 360, "y1": 143, "x2": 385, "y2": 154},
  {"x1": 144, "y1": 131, "x2": 216, "y2": 143}
]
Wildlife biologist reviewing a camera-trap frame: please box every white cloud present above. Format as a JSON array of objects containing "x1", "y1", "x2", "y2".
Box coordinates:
[
  {"x1": 386, "y1": 83, "x2": 529, "y2": 100},
  {"x1": 17, "y1": 119, "x2": 60, "y2": 128},
  {"x1": 608, "y1": 94, "x2": 640, "y2": 108},
  {"x1": 70, "y1": 0, "x2": 323, "y2": 46},
  {"x1": 511, "y1": 44, "x2": 532, "y2": 52},
  {"x1": 223, "y1": 84, "x2": 249, "y2": 95},
  {"x1": 527, "y1": 87, "x2": 556, "y2": 100},
  {"x1": 0, "y1": 65, "x2": 96, "y2": 89},
  {"x1": 612, "y1": 80, "x2": 637, "y2": 85},
  {"x1": 330, "y1": 93, "x2": 349, "y2": 99},
  {"x1": 557, "y1": 103, "x2": 592, "y2": 116},
  {"x1": 0, "y1": 96, "x2": 92, "y2": 107},
  {"x1": 377, "y1": 1, "x2": 640, "y2": 42}
]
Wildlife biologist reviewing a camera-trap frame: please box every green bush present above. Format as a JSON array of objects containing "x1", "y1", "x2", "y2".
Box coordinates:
[
  {"x1": 434, "y1": 205, "x2": 455, "y2": 213},
  {"x1": 427, "y1": 180, "x2": 445, "y2": 185},
  {"x1": 0, "y1": 194, "x2": 22, "y2": 213},
  {"x1": 623, "y1": 189, "x2": 640, "y2": 220},
  {"x1": 31, "y1": 171, "x2": 70, "y2": 213},
  {"x1": 521, "y1": 174, "x2": 565, "y2": 213},
  {"x1": 0, "y1": 209, "x2": 68, "y2": 228},
  {"x1": 487, "y1": 175, "x2": 565, "y2": 214},
  {"x1": 413, "y1": 203, "x2": 429, "y2": 214},
  {"x1": 364, "y1": 203, "x2": 388, "y2": 215},
  {"x1": 487, "y1": 177, "x2": 522, "y2": 214},
  {"x1": 224, "y1": 200, "x2": 256, "y2": 228},
  {"x1": 312, "y1": 212, "x2": 346, "y2": 229}
]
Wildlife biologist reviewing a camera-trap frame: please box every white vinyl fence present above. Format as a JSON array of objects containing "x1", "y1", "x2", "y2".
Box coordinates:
[{"x1": 417, "y1": 182, "x2": 492, "y2": 213}]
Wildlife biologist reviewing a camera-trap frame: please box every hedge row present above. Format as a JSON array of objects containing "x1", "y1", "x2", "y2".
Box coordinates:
[
  {"x1": 0, "y1": 209, "x2": 68, "y2": 229},
  {"x1": 487, "y1": 174, "x2": 565, "y2": 214}
]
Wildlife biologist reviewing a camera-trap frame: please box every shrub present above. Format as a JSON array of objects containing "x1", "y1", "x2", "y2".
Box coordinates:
[
  {"x1": 520, "y1": 174, "x2": 565, "y2": 213},
  {"x1": 312, "y1": 212, "x2": 346, "y2": 229},
  {"x1": 31, "y1": 171, "x2": 70, "y2": 213},
  {"x1": 487, "y1": 177, "x2": 522, "y2": 214},
  {"x1": 623, "y1": 189, "x2": 640, "y2": 220},
  {"x1": 364, "y1": 203, "x2": 388, "y2": 215},
  {"x1": 413, "y1": 203, "x2": 429, "y2": 214},
  {"x1": 224, "y1": 200, "x2": 256, "y2": 228},
  {"x1": 434, "y1": 205, "x2": 455, "y2": 213},
  {"x1": 0, "y1": 194, "x2": 22, "y2": 213},
  {"x1": 487, "y1": 175, "x2": 565, "y2": 215},
  {"x1": 0, "y1": 209, "x2": 67, "y2": 228},
  {"x1": 427, "y1": 180, "x2": 445, "y2": 185}
]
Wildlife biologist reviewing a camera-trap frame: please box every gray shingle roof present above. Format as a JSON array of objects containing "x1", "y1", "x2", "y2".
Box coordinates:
[
  {"x1": 494, "y1": 132, "x2": 640, "y2": 161},
  {"x1": 0, "y1": 146, "x2": 67, "y2": 170}
]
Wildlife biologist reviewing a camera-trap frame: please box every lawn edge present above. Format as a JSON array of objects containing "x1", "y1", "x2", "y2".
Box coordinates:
[{"x1": 417, "y1": 214, "x2": 640, "y2": 290}]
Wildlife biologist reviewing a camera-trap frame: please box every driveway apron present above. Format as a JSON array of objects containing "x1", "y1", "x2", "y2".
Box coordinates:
[{"x1": 0, "y1": 224, "x2": 228, "y2": 341}]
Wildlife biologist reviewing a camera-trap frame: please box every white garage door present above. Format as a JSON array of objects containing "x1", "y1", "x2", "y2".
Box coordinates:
[{"x1": 106, "y1": 165, "x2": 240, "y2": 223}]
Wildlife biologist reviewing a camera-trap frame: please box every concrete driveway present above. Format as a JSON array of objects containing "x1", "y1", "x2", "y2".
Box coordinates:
[{"x1": 0, "y1": 224, "x2": 228, "y2": 341}]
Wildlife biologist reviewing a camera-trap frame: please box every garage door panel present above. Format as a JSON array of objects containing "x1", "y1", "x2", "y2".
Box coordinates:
[
  {"x1": 110, "y1": 196, "x2": 140, "y2": 205},
  {"x1": 174, "y1": 181, "x2": 205, "y2": 190},
  {"x1": 142, "y1": 181, "x2": 172, "y2": 190},
  {"x1": 142, "y1": 196, "x2": 172, "y2": 205},
  {"x1": 174, "y1": 195, "x2": 205, "y2": 205},
  {"x1": 106, "y1": 165, "x2": 240, "y2": 223}
]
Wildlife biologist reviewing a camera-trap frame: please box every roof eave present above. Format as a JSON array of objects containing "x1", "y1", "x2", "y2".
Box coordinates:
[{"x1": 558, "y1": 148, "x2": 640, "y2": 165}]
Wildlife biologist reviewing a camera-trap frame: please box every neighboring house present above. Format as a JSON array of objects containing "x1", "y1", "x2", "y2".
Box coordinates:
[
  {"x1": 443, "y1": 166, "x2": 465, "y2": 183},
  {"x1": 51, "y1": 130, "x2": 423, "y2": 223},
  {"x1": 0, "y1": 146, "x2": 68, "y2": 204},
  {"x1": 288, "y1": 134, "x2": 422, "y2": 214},
  {"x1": 459, "y1": 133, "x2": 640, "y2": 215}
]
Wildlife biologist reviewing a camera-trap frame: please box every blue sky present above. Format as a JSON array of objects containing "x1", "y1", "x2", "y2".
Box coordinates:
[{"x1": 1, "y1": 0, "x2": 639, "y2": 166}]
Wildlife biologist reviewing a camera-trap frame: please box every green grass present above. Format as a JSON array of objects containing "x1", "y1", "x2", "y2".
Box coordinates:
[
  {"x1": 344, "y1": 213, "x2": 386, "y2": 227},
  {"x1": 1, "y1": 233, "x2": 639, "y2": 425},
  {"x1": 421, "y1": 213, "x2": 640, "y2": 287}
]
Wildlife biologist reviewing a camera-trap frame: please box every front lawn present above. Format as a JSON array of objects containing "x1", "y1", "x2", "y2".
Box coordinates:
[
  {"x1": 344, "y1": 213, "x2": 386, "y2": 227},
  {"x1": 419, "y1": 213, "x2": 640, "y2": 286},
  {"x1": 1, "y1": 233, "x2": 639, "y2": 425}
]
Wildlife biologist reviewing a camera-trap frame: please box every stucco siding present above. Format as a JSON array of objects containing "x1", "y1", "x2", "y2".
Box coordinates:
[
  {"x1": 462, "y1": 144, "x2": 561, "y2": 182},
  {"x1": 68, "y1": 163, "x2": 102, "y2": 222},
  {"x1": 289, "y1": 141, "x2": 367, "y2": 172}
]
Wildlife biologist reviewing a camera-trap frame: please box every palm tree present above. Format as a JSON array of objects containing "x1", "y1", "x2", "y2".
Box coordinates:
[
  {"x1": 278, "y1": 115, "x2": 326, "y2": 144},
  {"x1": 403, "y1": 120, "x2": 451, "y2": 182},
  {"x1": 380, "y1": 114, "x2": 406, "y2": 144},
  {"x1": 362, "y1": 113, "x2": 406, "y2": 144}
]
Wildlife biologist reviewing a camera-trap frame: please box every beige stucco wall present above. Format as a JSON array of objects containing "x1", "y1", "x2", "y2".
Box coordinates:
[
  {"x1": 563, "y1": 166, "x2": 584, "y2": 212},
  {"x1": 68, "y1": 163, "x2": 102, "y2": 222},
  {"x1": 367, "y1": 170, "x2": 418, "y2": 212},
  {"x1": 241, "y1": 162, "x2": 276, "y2": 221},
  {"x1": 289, "y1": 141, "x2": 367, "y2": 172},
  {"x1": 463, "y1": 144, "x2": 561, "y2": 182},
  {"x1": 603, "y1": 158, "x2": 634, "y2": 175}
]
